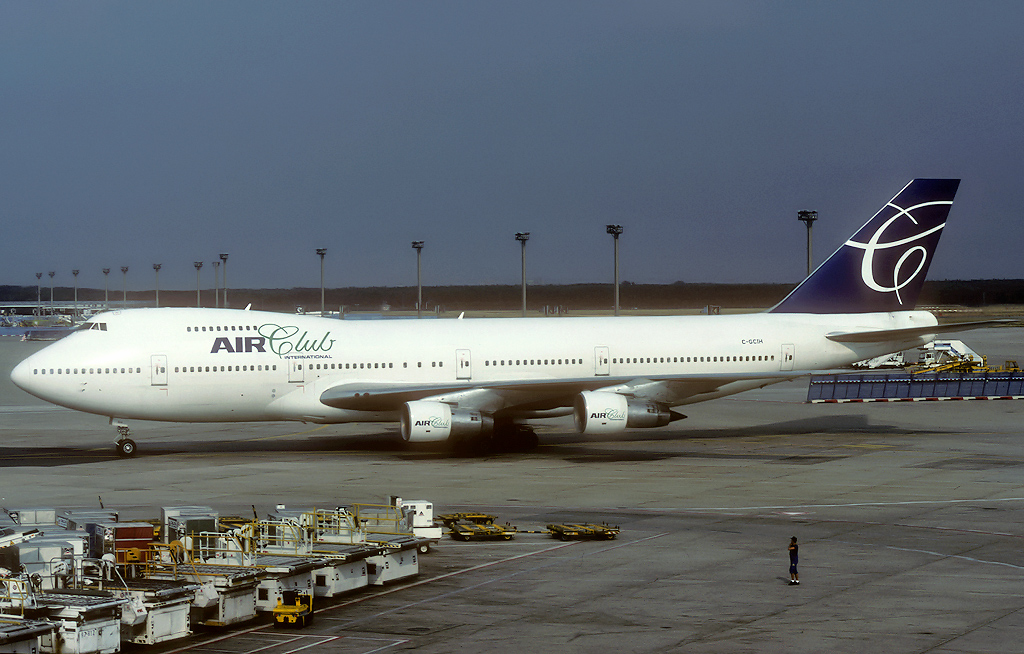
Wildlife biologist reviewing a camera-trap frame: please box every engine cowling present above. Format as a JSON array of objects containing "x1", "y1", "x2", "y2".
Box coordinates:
[
  {"x1": 400, "y1": 401, "x2": 492, "y2": 442},
  {"x1": 573, "y1": 391, "x2": 675, "y2": 434}
]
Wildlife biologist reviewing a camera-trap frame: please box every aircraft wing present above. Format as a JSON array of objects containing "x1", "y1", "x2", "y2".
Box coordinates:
[
  {"x1": 825, "y1": 319, "x2": 1015, "y2": 344},
  {"x1": 319, "y1": 371, "x2": 803, "y2": 413}
]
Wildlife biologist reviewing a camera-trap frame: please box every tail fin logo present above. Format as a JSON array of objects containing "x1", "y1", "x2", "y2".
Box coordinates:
[
  {"x1": 846, "y1": 199, "x2": 950, "y2": 305},
  {"x1": 769, "y1": 179, "x2": 960, "y2": 314}
]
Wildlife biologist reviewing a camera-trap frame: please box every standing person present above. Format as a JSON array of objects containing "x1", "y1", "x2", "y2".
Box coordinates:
[{"x1": 788, "y1": 536, "x2": 800, "y2": 585}]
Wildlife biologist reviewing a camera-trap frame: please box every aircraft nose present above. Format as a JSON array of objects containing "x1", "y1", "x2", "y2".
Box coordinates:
[{"x1": 11, "y1": 355, "x2": 41, "y2": 396}]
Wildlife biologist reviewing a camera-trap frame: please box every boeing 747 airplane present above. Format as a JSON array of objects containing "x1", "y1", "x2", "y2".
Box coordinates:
[{"x1": 12, "y1": 179, "x2": 996, "y2": 456}]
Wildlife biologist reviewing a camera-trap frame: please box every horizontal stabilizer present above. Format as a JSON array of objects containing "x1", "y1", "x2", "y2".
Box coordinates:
[{"x1": 825, "y1": 319, "x2": 1015, "y2": 343}]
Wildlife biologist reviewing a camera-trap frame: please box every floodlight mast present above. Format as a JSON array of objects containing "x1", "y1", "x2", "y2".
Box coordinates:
[
  {"x1": 219, "y1": 253, "x2": 229, "y2": 308},
  {"x1": 515, "y1": 232, "x2": 530, "y2": 317},
  {"x1": 48, "y1": 272, "x2": 55, "y2": 309},
  {"x1": 411, "y1": 241, "x2": 424, "y2": 318},
  {"x1": 72, "y1": 270, "x2": 79, "y2": 319},
  {"x1": 193, "y1": 262, "x2": 203, "y2": 307},
  {"x1": 102, "y1": 269, "x2": 110, "y2": 309},
  {"x1": 316, "y1": 248, "x2": 327, "y2": 316},
  {"x1": 120, "y1": 267, "x2": 129, "y2": 308},
  {"x1": 797, "y1": 210, "x2": 817, "y2": 276},
  {"x1": 606, "y1": 224, "x2": 623, "y2": 316},
  {"x1": 153, "y1": 264, "x2": 162, "y2": 308},
  {"x1": 35, "y1": 273, "x2": 42, "y2": 315}
]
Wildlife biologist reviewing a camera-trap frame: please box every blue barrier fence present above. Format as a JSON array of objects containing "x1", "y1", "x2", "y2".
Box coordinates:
[{"x1": 808, "y1": 372, "x2": 1024, "y2": 402}]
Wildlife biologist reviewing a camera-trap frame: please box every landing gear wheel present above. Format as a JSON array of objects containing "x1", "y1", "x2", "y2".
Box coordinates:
[
  {"x1": 117, "y1": 438, "x2": 137, "y2": 457},
  {"x1": 112, "y1": 421, "x2": 136, "y2": 457}
]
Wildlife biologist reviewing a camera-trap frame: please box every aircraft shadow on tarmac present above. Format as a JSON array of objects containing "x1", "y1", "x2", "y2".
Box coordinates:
[{"x1": 1, "y1": 414, "x2": 948, "y2": 468}]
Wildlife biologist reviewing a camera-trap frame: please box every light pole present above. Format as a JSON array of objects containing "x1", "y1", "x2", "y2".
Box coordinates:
[
  {"x1": 102, "y1": 268, "x2": 110, "y2": 309},
  {"x1": 212, "y1": 261, "x2": 220, "y2": 308},
  {"x1": 219, "y1": 253, "x2": 229, "y2": 308},
  {"x1": 48, "y1": 271, "x2": 55, "y2": 310},
  {"x1": 72, "y1": 270, "x2": 79, "y2": 320},
  {"x1": 411, "y1": 241, "x2": 424, "y2": 318},
  {"x1": 606, "y1": 224, "x2": 623, "y2": 316},
  {"x1": 515, "y1": 232, "x2": 530, "y2": 317},
  {"x1": 35, "y1": 273, "x2": 42, "y2": 315},
  {"x1": 316, "y1": 248, "x2": 327, "y2": 316},
  {"x1": 153, "y1": 264, "x2": 162, "y2": 308},
  {"x1": 797, "y1": 211, "x2": 817, "y2": 276},
  {"x1": 194, "y1": 262, "x2": 203, "y2": 307},
  {"x1": 120, "y1": 267, "x2": 129, "y2": 308}
]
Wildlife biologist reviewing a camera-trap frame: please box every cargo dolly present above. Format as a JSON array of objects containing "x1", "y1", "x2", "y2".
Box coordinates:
[
  {"x1": 437, "y1": 513, "x2": 498, "y2": 527},
  {"x1": 438, "y1": 514, "x2": 517, "y2": 541},
  {"x1": 546, "y1": 523, "x2": 619, "y2": 541}
]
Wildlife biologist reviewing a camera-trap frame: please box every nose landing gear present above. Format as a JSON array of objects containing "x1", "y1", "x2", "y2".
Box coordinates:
[{"x1": 110, "y1": 419, "x2": 137, "y2": 457}]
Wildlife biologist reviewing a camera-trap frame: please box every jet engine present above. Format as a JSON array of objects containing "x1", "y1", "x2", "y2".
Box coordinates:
[
  {"x1": 400, "y1": 401, "x2": 493, "y2": 442},
  {"x1": 573, "y1": 391, "x2": 677, "y2": 434}
]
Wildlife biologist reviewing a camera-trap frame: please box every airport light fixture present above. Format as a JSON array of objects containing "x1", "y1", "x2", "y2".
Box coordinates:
[
  {"x1": 212, "y1": 261, "x2": 220, "y2": 308},
  {"x1": 797, "y1": 211, "x2": 817, "y2": 276},
  {"x1": 102, "y1": 268, "x2": 110, "y2": 308},
  {"x1": 219, "y1": 253, "x2": 229, "y2": 308},
  {"x1": 606, "y1": 224, "x2": 623, "y2": 316},
  {"x1": 316, "y1": 248, "x2": 327, "y2": 316},
  {"x1": 72, "y1": 270, "x2": 79, "y2": 319},
  {"x1": 48, "y1": 271, "x2": 55, "y2": 308},
  {"x1": 411, "y1": 241, "x2": 424, "y2": 318},
  {"x1": 515, "y1": 232, "x2": 530, "y2": 317},
  {"x1": 153, "y1": 264, "x2": 162, "y2": 308},
  {"x1": 121, "y1": 267, "x2": 129, "y2": 308},
  {"x1": 194, "y1": 262, "x2": 203, "y2": 307},
  {"x1": 35, "y1": 272, "x2": 42, "y2": 314}
]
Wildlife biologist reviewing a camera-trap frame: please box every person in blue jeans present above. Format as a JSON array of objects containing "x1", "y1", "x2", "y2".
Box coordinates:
[{"x1": 788, "y1": 536, "x2": 800, "y2": 585}]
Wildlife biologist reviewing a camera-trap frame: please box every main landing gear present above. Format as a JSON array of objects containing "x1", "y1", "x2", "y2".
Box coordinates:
[{"x1": 110, "y1": 419, "x2": 137, "y2": 457}]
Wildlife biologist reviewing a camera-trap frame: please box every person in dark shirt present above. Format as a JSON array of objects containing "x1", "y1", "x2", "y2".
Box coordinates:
[{"x1": 788, "y1": 536, "x2": 800, "y2": 585}]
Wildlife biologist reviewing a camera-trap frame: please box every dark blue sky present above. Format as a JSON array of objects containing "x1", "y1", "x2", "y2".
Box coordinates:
[{"x1": 3, "y1": 1, "x2": 1022, "y2": 291}]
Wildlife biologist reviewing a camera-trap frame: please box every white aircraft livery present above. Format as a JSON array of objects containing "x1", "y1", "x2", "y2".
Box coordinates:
[{"x1": 12, "y1": 179, "x2": 994, "y2": 456}]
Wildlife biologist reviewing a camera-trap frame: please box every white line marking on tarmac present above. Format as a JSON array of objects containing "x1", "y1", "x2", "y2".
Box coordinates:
[
  {"x1": 324, "y1": 533, "x2": 668, "y2": 629},
  {"x1": 674, "y1": 497, "x2": 1024, "y2": 512},
  {"x1": 835, "y1": 540, "x2": 1024, "y2": 571}
]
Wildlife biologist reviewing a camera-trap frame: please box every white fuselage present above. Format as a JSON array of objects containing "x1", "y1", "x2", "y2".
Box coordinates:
[{"x1": 10, "y1": 307, "x2": 938, "y2": 425}]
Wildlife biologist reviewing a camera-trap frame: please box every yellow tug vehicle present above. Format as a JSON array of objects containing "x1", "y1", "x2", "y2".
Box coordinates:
[{"x1": 273, "y1": 590, "x2": 314, "y2": 628}]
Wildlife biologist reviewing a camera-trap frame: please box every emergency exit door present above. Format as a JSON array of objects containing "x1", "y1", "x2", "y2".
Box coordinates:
[
  {"x1": 289, "y1": 360, "x2": 304, "y2": 383},
  {"x1": 456, "y1": 349, "x2": 472, "y2": 380},
  {"x1": 594, "y1": 346, "x2": 610, "y2": 376},
  {"x1": 151, "y1": 355, "x2": 167, "y2": 386},
  {"x1": 781, "y1": 344, "x2": 795, "y2": 371}
]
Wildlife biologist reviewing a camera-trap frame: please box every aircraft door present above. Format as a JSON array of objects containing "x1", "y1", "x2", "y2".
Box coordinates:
[
  {"x1": 456, "y1": 349, "x2": 471, "y2": 380},
  {"x1": 151, "y1": 355, "x2": 168, "y2": 386},
  {"x1": 289, "y1": 361, "x2": 304, "y2": 383},
  {"x1": 781, "y1": 344, "x2": 795, "y2": 371},
  {"x1": 594, "y1": 346, "x2": 610, "y2": 376}
]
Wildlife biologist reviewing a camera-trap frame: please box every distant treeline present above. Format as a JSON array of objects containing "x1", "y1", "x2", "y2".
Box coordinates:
[{"x1": 4, "y1": 280, "x2": 1024, "y2": 313}]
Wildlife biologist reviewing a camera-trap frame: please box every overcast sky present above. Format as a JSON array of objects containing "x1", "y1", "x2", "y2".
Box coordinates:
[{"x1": 3, "y1": 1, "x2": 1022, "y2": 292}]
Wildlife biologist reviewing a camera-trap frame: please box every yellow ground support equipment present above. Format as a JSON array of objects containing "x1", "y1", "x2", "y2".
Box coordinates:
[
  {"x1": 546, "y1": 523, "x2": 620, "y2": 541},
  {"x1": 273, "y1": 590, "x2": 313, "y2": 628},
  {"x1": 437, "y1": 513, "x2": 497, "y2": 527}
]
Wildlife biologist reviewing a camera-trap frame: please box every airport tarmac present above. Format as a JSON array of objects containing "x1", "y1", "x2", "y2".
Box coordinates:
[{"x1": 2, "y1": 328, "x2": 1024, "y2": 653}]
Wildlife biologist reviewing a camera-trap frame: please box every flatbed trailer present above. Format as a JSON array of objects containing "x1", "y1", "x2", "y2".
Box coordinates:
[
  {"x1": 437, "y1": 513, "x2": 497, "y2": 527},
  {"x1": 446, "y1": 521, "x2": 516, "y2": 542},
  {"x1": 546, "y1": 523, "x2": 619, "y2": 541}
]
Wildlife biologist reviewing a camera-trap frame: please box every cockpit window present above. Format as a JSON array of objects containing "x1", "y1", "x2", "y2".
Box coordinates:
[{"x1": 80, "y1": 322, "x2": 108, "y2": 331}]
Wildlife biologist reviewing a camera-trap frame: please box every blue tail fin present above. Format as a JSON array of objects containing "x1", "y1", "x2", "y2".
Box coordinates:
[{"x1": 770, "y1": 179, "x2": 960, "y2": 314}]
